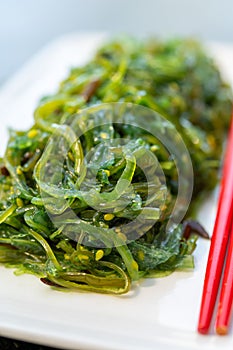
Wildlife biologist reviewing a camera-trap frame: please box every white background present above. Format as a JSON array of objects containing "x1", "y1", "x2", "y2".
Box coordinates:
[{"x1": 0, "y1": 0, "x2": 233, "y2": 83}]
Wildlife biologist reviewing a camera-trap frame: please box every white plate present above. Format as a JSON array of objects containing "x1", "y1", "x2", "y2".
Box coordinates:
[{"x1": 0, "y1": 33, "x2": 233, "y2": 350}]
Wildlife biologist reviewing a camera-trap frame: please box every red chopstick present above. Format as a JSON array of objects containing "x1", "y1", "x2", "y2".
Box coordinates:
[
  {"x1": 197, "y1": 115, "x2": 233, "y2": 335},
  {"x1": 215, "y1": 221, "x2": 233, "y2": 335}
]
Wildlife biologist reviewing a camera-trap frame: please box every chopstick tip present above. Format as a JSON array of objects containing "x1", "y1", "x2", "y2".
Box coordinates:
[
  {"x1": 216, "y1": 325, "x2": 228, "y2": 335},
  {"x1": 197, "y1": 325, "x2": 209, "y2": 335}
]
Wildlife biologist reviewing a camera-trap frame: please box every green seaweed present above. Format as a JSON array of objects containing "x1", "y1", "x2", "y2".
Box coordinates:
[{"x1": 0, "y1": 37, "x2": 231, "y2": 294}]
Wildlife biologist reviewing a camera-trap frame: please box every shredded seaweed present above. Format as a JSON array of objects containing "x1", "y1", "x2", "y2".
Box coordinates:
[{"x1": 0, "y1": 37, "x2": 232, "y2": 294}]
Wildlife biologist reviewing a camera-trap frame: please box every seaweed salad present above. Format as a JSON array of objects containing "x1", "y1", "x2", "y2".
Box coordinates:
[{"x1": 0, "y1": 37, "x2": 232, "y2": 294}]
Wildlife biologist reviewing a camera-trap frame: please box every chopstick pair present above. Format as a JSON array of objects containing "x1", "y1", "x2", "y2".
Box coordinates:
[{"x1": 198, "y1": 115, "x2": 233, "y2": 335}]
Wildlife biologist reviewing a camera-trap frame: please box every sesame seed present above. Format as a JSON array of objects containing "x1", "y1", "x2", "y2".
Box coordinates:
[
  {"x1": 27, "y1": 129, "x2": 38, "y2": 139},
  {"x1": 131, "y1": 260, "x2": 139, "y2": 271},
  {"x1": 104, "y1": 213, "x2": 115, "y2": 221},
  {"x1": 16, "y1": 167, "x2": 23, "y2": 175},
  {"x1": 117, "y1": 232, "x2": 127, "y2": 242},
  {"x1": 138, "y1": 250, "x2": 145, "y2": 261},
  {"x1": 16, "y1": 198, "x2": 24, "y2": 207},
  {"x1": 150, "y1": 145, "x2": 159, "y2": 152},
  {"x1": 100, "y1": 132, "x2": 109, "y2": 139},
  {"x1": 95, "y1": 250, "x2": 104, "y2": 261},
  {"x1": 78, "y1": 254, "x2": 89, "y2": 261},
  {"x1": 103, "y1": 169, "x2": 110, "y2": 177}
]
